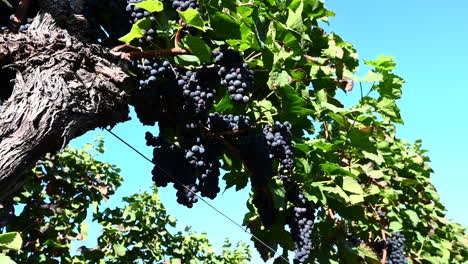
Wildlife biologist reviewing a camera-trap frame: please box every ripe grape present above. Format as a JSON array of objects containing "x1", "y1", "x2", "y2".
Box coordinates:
[
  {"x1": 170, "y1": 0, "x2": 199, "y2": 11},
  {"x1": 376, "y1": 232, "x2": 408, "y2": 264},
  {"x1": 212, "y1": 46, "x2": 255, "y2": 103},
  {"x1": 264, "y1": 121, "x2": 294, "y2": 180},
  {"x1": 287, "y1": 186, "x2": 315, "y2": 263}
]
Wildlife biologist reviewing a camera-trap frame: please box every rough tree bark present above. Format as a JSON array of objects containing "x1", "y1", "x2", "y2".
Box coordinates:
[{"x1": 0, "y1": 0, "x2": 131, "y2": 201}]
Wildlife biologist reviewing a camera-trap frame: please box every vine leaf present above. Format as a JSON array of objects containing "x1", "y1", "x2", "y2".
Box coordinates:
[
  {"x1": 178, "y1": 9, "x2": 204, "y2": 30},
  {"x1": 119, "y1": 18, "x2": 152, "y2": 43},
  {"x1": 343, "y1": 177, "x2": 363, "y2": 195},
  {"x1": 0, "y1": 255, "x2": 16, "y2": 264},
  {"x1": 131, "y1": 0, "x2": 163, "y2": 13},
  {"x1": 184, "y1": 35, "x2": 211, "y2": 63},
  {"x1": 0, "y1": 232, "x2": 22, "y2": 251},
  {"x1": 208, "y1": 9, "x2": 241, "y2": 40}
]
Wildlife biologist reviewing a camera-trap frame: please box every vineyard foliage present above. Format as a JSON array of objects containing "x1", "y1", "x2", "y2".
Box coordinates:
[
  {"x1": 1, "y1": 0, "x2": 467, "y2": 263},
  {"x1": 0, "y1": 138, "x2": 251, "y2": 263}
]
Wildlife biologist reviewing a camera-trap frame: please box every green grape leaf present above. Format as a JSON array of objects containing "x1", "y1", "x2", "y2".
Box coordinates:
[
  {"x1": 343, "y1": 176, "x2": 364, "y2": 195},
  {"x1": 113, "y1": 243, "x2": 126, "y2": 257},
  {"x1": 405, "y1": 210, "x2": 420, "y2": 227},
  {"x1": 208, "y1": 9, "x2": 241, "y2": 40},
  {"x1": 184, "y1": 35, "x2": 212, "y2": 63},
  {"x1": 0, "y1": 255, "x2": 16, "y2": 264},
  {"x1": 119, "y1": 18, "x2": 152, "y2": 43},
  {"x1": 131, "y1": 0, "x2": 163, "y2": 13},
  {"x1": 0, "y1": 232, "x2": 22, "y2": 251},
  {"x1": 178, "y1": 9, "x2": 204, "y2": 30},
  {"x1": 174, "y1": 55, "x2": 201, "y2": 66}
]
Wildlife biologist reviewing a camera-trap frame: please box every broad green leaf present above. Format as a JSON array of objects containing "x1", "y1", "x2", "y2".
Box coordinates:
[
  {"x1": 0, "y1": 232, "x2": 22, "y2": 251},
  {"x1": 113, "y1": 243, "x2": 126, "y2": 257},
  {"x1": 356, "y1": 244, "x2": 380, "y2": 264},
  {"x1": 269, "y1": 178, "x2": 286, "y2": 209},
  {"x1": 277, "y1": 85, "x2": 315, "y2": 116},
  {"x1": 174, "y1": 55, "x2": 200, "y2": 66},
  {"x1": 252, "y1": 8, "x2": 270, "y2": 46},
  {"x1": 223, "y1": 171, "x2": 248, "y2": 191},
  {"x1": 376, "y1": 97, "x2": 402, "y2": 123},
  {"x1": 184, "y1": 35, "x2": 211, "y2": 63},
  {"x1": 343, "y1": 176, "x2": 363, "y2": 194},
  {"x1": 362, "y1": 151, "x2": 384, "y2": 165},
  {"x1": 405, "y1": 210, "x2": 420, "y2": 226},
  {"x1": 131, "y1": 0, "x2": 163, "y2": 13},
  {"x1": 364, "y1": 55, "x2": 397, "y2": 72},
  {"x1": 357, "y1": 70, "x2": 383, "y2": 83},
  {"x1": 178, "y1": 9, "x2": 204, "y2": 30},
  {"x1": 208, "y1": 9, "x2": 241, "y2": 40},
  {"x1": 286, "y1": 1, "x2": 304, "y2": 34},
  {"x1": 350, "y1": 194, "x2": 364, "y2": 204},
  {"x1": 119, "y1": 18, "x2": 152, "y2": 43},
  {"x1": 389, "y1": 221, "x2": 403, "y2": 231},
  {"x1": 0, "y1": 255, "x2": 16, "y2": 264}
]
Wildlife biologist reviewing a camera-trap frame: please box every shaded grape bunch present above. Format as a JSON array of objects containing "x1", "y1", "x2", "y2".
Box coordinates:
[
  {"x1": 170, "y1": 0, "x2": 199, "y2": 11},
  {"x1": 287, "y1": 187, "x2": 314, "y2": 263},
  {"x1": 264, "y1": 121, "x2": 294, "y2": 180},
  {"x1": 376, "y1": 232, "x2": 408, "y2": 264},
  {"x1": 131, "y1": 59, "x2": 175, "y2": 125},
  {"x1": 212, "y1": 46, "x2": 255, "y2": 103},
  {"x1": 238, "y1": 133, "x2": 276, "y2": 227},
  {"x1": 207, "y1": 113, "x2": 252, "y2": 133},
  {"x1": 182, "y1": 136, "x2": 221, "y2": 199},
  {"x1": 126, "y1": 0, "x2": 158, "y2": 43},
  {"x1": 135, "y1": 58, "x2": 172, "y2": 89},
  {"x1": 176, "y1": 67, "x2": 218, "y2": 131},
  {"x1": 146, "y1": 132, "x2": 199, "y2": 207},
  {"x1": 126, "y1": 0, "x2": 155, "y2": 24}
]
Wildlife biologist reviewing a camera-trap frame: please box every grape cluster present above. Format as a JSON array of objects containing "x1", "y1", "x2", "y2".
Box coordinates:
[
  {"x1": 126, "y1": 0, "x2": 158, "y2": 44},
  {"x1": 287, "y1": 187, "x2": 315, "y2": 263},
  {"x1": 170, "y1": 0, "x2": 199, "y2": 11},
  {"x1": 376, "y1": 232, "x2": 408, "y2": 264},
  {"x1": 131, "y1": 59, "x2": 177, "y2": 126},
  {"x1": 126, "y1": 0, "x2": 155, "y2": 24},
  {"x1": 136, "y1": 59, "x2": 172, "y2": 89},
  {"x1": 146, "y1": 128, "x2": 222, "y2": 207},
  {"x1": 207, "y1": 113, "x2": 251, "y2": 133},
  {"x1": 213, "y1": 46, "x2": 255, "y2": 103},
  {"x1": 264, "y1": 121, "x2": 294, "y2": 180},
  {"x1": 177, "y1": 67, "x2": 217, "y2": 128}
]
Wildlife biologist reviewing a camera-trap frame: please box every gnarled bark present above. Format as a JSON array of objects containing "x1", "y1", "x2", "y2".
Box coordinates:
[{"x1": 0, "y1": 4, "x2": 130, "y2": 200}]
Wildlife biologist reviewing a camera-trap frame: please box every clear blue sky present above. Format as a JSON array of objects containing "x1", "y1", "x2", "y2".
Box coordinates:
[{"x1": 70, "y1": 1, "x2": 468, "y2": 262}]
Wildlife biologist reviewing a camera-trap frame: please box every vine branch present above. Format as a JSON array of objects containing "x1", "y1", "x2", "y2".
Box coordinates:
[{"x1": 111, "y1": 48, "x2": 191, "y2": 61}]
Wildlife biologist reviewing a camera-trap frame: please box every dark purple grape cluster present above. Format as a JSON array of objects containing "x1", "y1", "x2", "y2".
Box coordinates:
[
  {"x1": 177, "y1": 67, "x2": 217, "y2": 128},
  {"x1": 287, "y1": 187, "x2": 314, "y2": 263},
  {"x1": 125, "y1": 0, "x2": 159, "y2": 44},
  {"x1": 212, "y1": 46, "x2": 255, "y2": 103},
  {"x1": 170, "y1": 0, "x2": 199, "y2": 11},
  {"x1": 136, "y1": 58, "x2": 172, "y2": 89},
  {"x1": 263, "y1": 121, "x2": 294, "y2": 180},
  {"x1": 146, "y1": 129, "x2": 221, "y2": 207},
  {"x1": 182, "y1": 136, "x2": 221, "y2": 199},
  {"x1": 207, "y1": 113, "x2": 251, "y2": 133},
  {"x1": 376, "y1": 232, "x2": 408, "y2": 264},
  {"x1": 126, "y1": 0, "x2": 156, "y2": 24}
]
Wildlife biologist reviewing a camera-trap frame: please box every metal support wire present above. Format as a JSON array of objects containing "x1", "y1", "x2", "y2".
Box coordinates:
[{"x1": 104, "y1": 128, "x2": 290, "y2": 263}]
